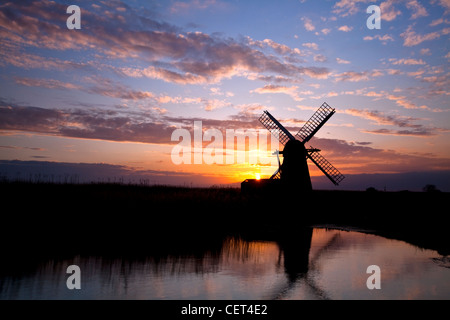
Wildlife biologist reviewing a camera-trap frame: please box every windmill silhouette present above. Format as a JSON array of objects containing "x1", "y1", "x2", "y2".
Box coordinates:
[
  {"x1": 270, "y1": 229, "x2": 340, "y2": 300},
  {"x1": 242, "y1": 102, "x2": 344, "y2": 192}
]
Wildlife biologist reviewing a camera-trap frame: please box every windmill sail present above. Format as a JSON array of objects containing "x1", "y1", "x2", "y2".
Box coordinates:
[
  {"x1": 306, "y1": 149, "x2": 345, "y2": 186},
  {"x1": 271, "y1": 169, "x2": 281, "y2": 179},
  {"x1": 295, "y1": 102, "x2": 335, "y2": 143},
  {"x1": 270, "y1": 150, "x2": 281, "y2": 179},
  {"x1": 252, "y1": 104, "x2": 344, "y2": 189},
  {"x1": 259, "y1": 110, "x2": 295, "y2": 145}
]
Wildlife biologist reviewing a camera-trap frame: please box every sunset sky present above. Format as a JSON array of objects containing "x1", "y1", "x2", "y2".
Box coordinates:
[{"x1": 0, "y1": 0, "x2": 449, "y2": 190}]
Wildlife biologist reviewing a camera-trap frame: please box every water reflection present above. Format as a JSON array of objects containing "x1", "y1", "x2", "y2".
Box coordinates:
[
  {"x1": 0, "y1": 228, "x2": 448, "y2": 299},
  {"x1": 271, "y1": 228, "x2": 336, "y2": 300}
]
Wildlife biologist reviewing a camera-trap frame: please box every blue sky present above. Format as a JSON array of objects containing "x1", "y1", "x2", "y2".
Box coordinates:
[{"x1": 0, "y1": 0, "x2": 449, "y2": 189}]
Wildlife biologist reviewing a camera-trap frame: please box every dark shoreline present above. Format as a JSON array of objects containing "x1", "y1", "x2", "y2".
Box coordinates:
[{"x1": 1, "y1": 181, "x2": 448, "y2": 260}]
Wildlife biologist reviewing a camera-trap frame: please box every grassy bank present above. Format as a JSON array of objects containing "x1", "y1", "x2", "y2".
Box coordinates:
[{"x1": 1, "y1": 181, "x2": 448, "y2": 257}]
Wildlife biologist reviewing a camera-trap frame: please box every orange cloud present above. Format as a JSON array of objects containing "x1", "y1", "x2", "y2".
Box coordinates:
[
  {"x1": 14, "y1": 77, "x2": 82, "y2": 90},
  {"x1": 380, "y1": 0, "x2": 402, "y2": 21},
  {"x1": 363, "y1": 34, "x2": 394, "y2": 43},
  {"x1": 252, "y1": 85, "x2": 305, "y2": 101},
  {"x1": 390, "y1": 58, "x2": 426, "y2": 65},
  {"x1": 302, "y1": 17, "x2": 315, "y2": 31},
  {"x1": 345, "y1": 108, "x2": 441, "y2": 137},
  {"x1": 334, "y1": 70, "x2": 383, "y2": 82},
  {"x1": 0, "y1": 1, "x2": 328, "y2": 87},
  {"x1": 400, "y1": 25, "x2": 441, "y2": 46},
  {"x1": 406, "y1": 0, "x2": 428, "y2": 20},
  {"x1": 338, "y1": 25, "x2": 353, "y2": 32}
]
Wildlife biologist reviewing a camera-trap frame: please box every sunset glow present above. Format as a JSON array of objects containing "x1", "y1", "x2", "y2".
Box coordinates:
[{"x1": 0, "y1": 0, "x2": 449, "y2": 190}]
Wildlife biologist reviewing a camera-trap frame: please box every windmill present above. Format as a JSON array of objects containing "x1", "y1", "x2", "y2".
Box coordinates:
[
  {"x1": 270, "y1": 229, "x2": 341, "y2": 300},
  {"x1": 242, "y1": 102, "x2": 344, "y2": 192}
]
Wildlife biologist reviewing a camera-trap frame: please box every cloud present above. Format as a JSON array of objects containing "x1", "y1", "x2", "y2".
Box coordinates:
[
  {"x1": 252, "y1": 84, "x2": 305, "y2": 101},
  {"x1": 390, "y1": 58, "x2": 426, "y2": 65},
  {"x1": 13, "y1": 75, "x2": 245, "y2": 112},
  {"x1": 338, "y1": 25, "x2": 353, "y2": 32},
  {"x1": 345, "y1": 108, "x2": 441, "y2": 137},
  {"x1": 246, "y1": 37, "x2": 305, "y2": 59},
  {"x1": 118, "y1": 33, "x2": 327, "y2": 83},
  {"x1": 0, "y1": 45, "x2": 93, "y2": 72},
  {"x1": 170, "y1": 0, "x2": 229, "y2": 14},
  {"x1": 300, "y1": 134, "x2": 448, "y2": 178},
  {"x1": 0, "y1": 145, "x2": 46, "y2": 151},
  {"x1": 298, "y1": 67, "x2": 330, "y2": 79},
  {"x1": 118, "y1": 65, "x2": 208, "y2": 85},
  {"x1": 334, "y1": 71, "x2": 383, "y2": 82},
  {"x1": 400, "y1": 25, "x2": 442, "y2": 46},
  {"x1": 14, "y1": 76, "x2": 155, "y2": 101},
  {"x1": 0, "y1": 1, "x2": 326, "y2": 86},
  {"x1": 246, "y1": 74, "x2": 303, "y2": 84},
  {"x1": 385, "y1": 68, "x2": 402, "y2": 75},
  {"x1": 320, "y1": 28, "x2": 332, "y2": 35},
  {"x1": 437, "y1": 0, "x2": 450, "y2": 13},
  {"x1": 302, "y1": 17, "x2": 315, "y2": 31},
  {"x1": 2, "y1": 98, "x2": 450, "y2": 184},
  {"x1": 260, "y1": 39, "x2": 301, "y2": 56},
  {"x1": 406, "y1": 0, "x2": 428, "y2": 19},
  {"x1": 85, "y1": 77, "x2": 155, "y2": 101},
  {"x1": 313, "y1": 54, "x2": 327, "y2": 62},
  {"x1": 14, "y1": 77, "x2": 82, "y2": 90},
  {"x1": 308, "y1": 137, "x2": 450, "y2": 177},
  {"x1": 380, "y1": 0, "x2": 402, "y2": 21},
  {"x1": 345, "y1": 109, "x2": 422, "y2": 127},
  {"x1": 349, "y1": 88, "x2": 438, "y2": 111},
  {"x1": 363, "y1": 34, "x2": 394, "y2": 43},
  {"x1": 252, "y1": 84, "x2": 292, "y2": 94},
  {"x1": 0, "y1": 98, "x2": 265, "y2": 145},
  {"x1": 420, "y1": 48, "x2": 431, "y2": 55},
  {"x1": 362, "y1": 128, "x2": 436, "y2": 136},
  {"x1": 429, "y1": 18, "x2": 445, "y2": 27},
  {"x1": 387, "y1": 95, "x2": 432, "y2": 111},
  {"x1": 326, "y1": 91, "x2": 339, "y2": 97},
  {"x1": 202, "y1": 98, "x2": 231, "y2": 111},
  {"x1": 336, "y1": 58, "x2": 351, "y2": 64},
  {"x1": 209, "y1": 87, "x2": 234, "y2": 97},
  {"x1": 0, "y1": 102, "x2": 61, "y2": 134},
  {"x1": 0, "y1": 98, "x2": 171, "y2": 144},
  {"x1": 419, "y1": 74, "x2": 450, "y2": 96},
  {"x1": 302, "y1": 42, "x2": 319, "y2": 50},
  {"x1": 333, "y1": 0, "x2": 370, "y2": 16}
]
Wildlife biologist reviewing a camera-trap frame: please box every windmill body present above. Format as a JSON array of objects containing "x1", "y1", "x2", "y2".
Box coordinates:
[
  {"x1": 241, "y1": 102, "x2": 344, "y2": 193},
  {"x1": 279, "y1": 139, "x2": 312, "y2": 191}
]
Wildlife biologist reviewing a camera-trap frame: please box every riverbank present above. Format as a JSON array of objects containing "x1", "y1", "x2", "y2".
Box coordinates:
[{"x1": 1, "y1": 182, "x2": 448, "y2": 257}]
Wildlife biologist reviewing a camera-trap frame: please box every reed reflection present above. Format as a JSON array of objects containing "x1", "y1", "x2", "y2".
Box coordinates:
[{"x1": 1, "y1": 227, "x2": 448, "y2": 300}]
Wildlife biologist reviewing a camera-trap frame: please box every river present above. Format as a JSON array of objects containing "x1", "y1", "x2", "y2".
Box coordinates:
[{"x1": 0, "y1": 227, "x2": 448, "y2": 299}]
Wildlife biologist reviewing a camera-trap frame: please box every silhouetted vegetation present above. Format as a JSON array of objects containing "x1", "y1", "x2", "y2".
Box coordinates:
[
  {"x1": 423, "y1": 184, "x2": 441, "y2": 193},
  {"x1": 0, "y1": 181, "x2": 448, "y2": 265}
]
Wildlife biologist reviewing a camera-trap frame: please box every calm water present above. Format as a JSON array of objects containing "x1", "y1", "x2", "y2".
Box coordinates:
[{"x1": 1, "y1": 228, "x2": 449, "y2": 299}]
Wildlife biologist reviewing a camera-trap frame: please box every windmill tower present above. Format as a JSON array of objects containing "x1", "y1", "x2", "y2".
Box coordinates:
[{"x1": 242, "y1": 102, "x2": 344, "y2": 192}]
